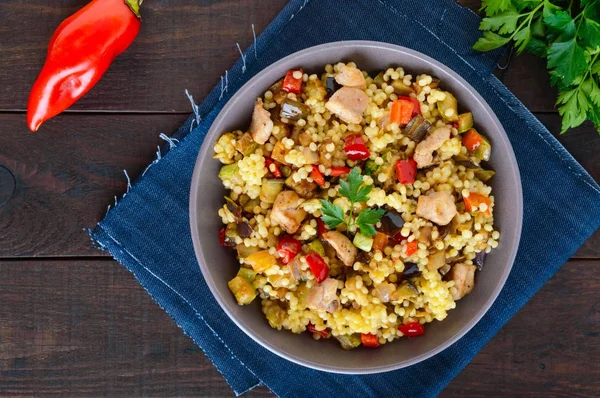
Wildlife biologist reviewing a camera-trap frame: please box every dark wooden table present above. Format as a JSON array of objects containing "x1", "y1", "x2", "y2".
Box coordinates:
[{"x1": 1, "y1": 1, "x2": 598, "y2": 397}]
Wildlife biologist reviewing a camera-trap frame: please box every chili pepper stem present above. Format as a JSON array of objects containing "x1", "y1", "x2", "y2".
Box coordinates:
[{"x1": 125, "y1": 0, "x2": 143, "y2": 18}]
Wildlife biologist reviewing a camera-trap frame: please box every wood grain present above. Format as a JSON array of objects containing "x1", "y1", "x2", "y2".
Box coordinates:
[
  {"x1": 0, "y1": 259, "x2": 597, "y2": 397},
  {"x1": 0, "y1": 112, "x2": 596, "y2": 259}
]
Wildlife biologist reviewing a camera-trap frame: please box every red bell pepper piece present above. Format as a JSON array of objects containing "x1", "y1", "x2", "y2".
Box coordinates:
[
  {"x1": 305, "y1": 253, "x2": 329, "y2": 283},
  {"x1": 398, "y1": 322, "x2": 425, "y2": 337},
  {"x1": 310, "y1": 165, "x2": 326, "y2": 187},
  {"x1": 400, "y1": 96, "x2": 421, "y2": 118},
  {"x1": 361, "y1": 333, "x2": 380, "y2": 347},
  {"x1": 390, "y1": 97, "x2": 415, "y2": 125},
  {"x1": 282, "y1": 68, "x2": 303, "y2": 94},
  {"x1": 27, "y1": 0, "x2": 142, "y2": 132},
  {"x1": 463, "y1": 128, "x2": 484, "y2": 151},
  {"x1": 463, "y1": 192, "x2": 492, "y2": 216},
  {"x1": 395, "y1": 158, "x2": 418, "y2": 184},
  {"x1": 307, "y1": 323, "x2": 331, "y2": 339},
  {"x1": 276, "y1": 236, "x2": 302, "y2": 265},
  {"x1": 265, "y1": 158, "x2": 282, "y2": 178},
  {"x1": 344, "y1": 134, "x2": 370, "y2": 160},
  {"x1": 219, "y1": 227, "x2": 234, "y2": 247},
  {"x1": 405, "y1": 240, "x2": 418, "y2": 256},
  {"x1": 317, "y1": 218, "x2": 326, "y2": 237},
  {"x1": 329, "y1": 167, "x2": 351, "y2": 177}
]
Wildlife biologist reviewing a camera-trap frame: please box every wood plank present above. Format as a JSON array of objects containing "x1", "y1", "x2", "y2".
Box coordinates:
[
  {"x1": 0, "y1": 0, "x2": 287, "y2": 113},
  {"x1": 0, "y1": 112, "x2": 597, "y2": 258},
  {"x1": 0, "y1": 113, "x2": 188, "y2": 257},
  {"x1": 0, "y1": 258, "x2": 596, "y2": 397},
  {"x1": 0, "y1": 0, "x2": 483, "y2": 115}
]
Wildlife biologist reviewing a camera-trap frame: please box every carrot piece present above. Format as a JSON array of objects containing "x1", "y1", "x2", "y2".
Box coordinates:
[
  {"x1": 390, "y1": 98, "x2": 415, "y2": 125},
  {"x1": 405, "y1": 240, "x2": 418, "y2": 256},
  {"x1": 463, "y1": 128, "x2": 484, "y2": 151},
  {"x1": 463, "y1": 192, "x2": 492, "y2": 216},
  {"x1": 372, "y1": 232, "x2": 389, "y2": 252}
]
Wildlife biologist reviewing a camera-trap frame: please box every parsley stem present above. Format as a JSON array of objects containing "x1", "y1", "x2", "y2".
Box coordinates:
[{"x1": 510, "y1": 3, "x2": 543, "y2": 42}]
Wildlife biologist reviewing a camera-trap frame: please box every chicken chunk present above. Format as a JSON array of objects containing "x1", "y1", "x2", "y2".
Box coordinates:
[
  {"x1": 335, "y1": 65, "x2": 367, "y2": 90},
  {"x1": 413, "y1": 126, "x2": 451, "y2": 168},
  {"x1": 447, "y1": 263, "x2": 476, "y2": 300},
  {"x1": 249, "y1": 98, "x2": 273, "y2": 145},
  {"x1": 306, "y1": 278, "x2": 340, "y2": 312},
  {"x1": 270, "y1": 191, "x2": 307, "y2": 234},
  {"x1": 270, "y1": 141, "x2": 289, "y2": 165},
  {"x1": 325, "y1": 87, "x2": 369, "y2": 125},
  {"x1": 416, "y1": 191, "x2": 457, "y2": 226},
  {"x1": 322, "y1": 231, "x2": 357, "y2": 267}
]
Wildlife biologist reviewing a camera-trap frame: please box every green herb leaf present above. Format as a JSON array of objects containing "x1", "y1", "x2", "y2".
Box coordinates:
[
  {"x1": 355, "y1": 208, "x2": 385, "y2": 237},
  {"x1": 320, "y1": 200, "x2": 345, "y2": 229},
  {"x1": 526, "y1": 36, "x2": 548, "y2": 56},
  {"x1": 547, "y1": 37, "x2": 588, "y2": 86},
  {"x1": 543, "y1": 9, "x2": 574, "y2": 33},
  {"x1": 513, "y1": 25, "x2": 532, "y2": 53},
  {"x1": 339, "y1": 167, "x2": 371, "y2": 204},
  {"x1": 480, "y1": 11, "x2": 521, "y2": 35},
  {"x1": 480, "y1": 0, "x2": 512, "y2": 15},
  {"x1": 473, "y1": 31, "x2": 511, "y2": 51},
  {"x1": 581, "y1": 18, "x2": 600, "y2": 50},
  {"x1": 556, "y1": 86, "x2": 589, "y2": 133}
]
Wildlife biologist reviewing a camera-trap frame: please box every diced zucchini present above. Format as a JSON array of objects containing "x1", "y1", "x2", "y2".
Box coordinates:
[
  {"x1": 391, "y1": 80, "x2": 414, "y2": 95},
  {"x1": 373, "y1": 72, "x2": 385, "y2": 87},
  {"x1": 336, "y1": 334, "x2": 362, "y2": 350},
  {"x1": 260, "y1": 178, "x2": 284, "y2": 204},
  {"x1": 235, "y1": 132, "x2": 258, "y2": 156},
  {"x1": 473, "y1": 134, "x2": 492, "y2": 162},
  {"x1": 280, "y1": 98, "x2": 310, "y2": 121},
  {"x1": 218, "y1": 163, "x2": 243, "y2": 185},
  {"x1": 237, "y1": 267, "x2": 257, "y2": 282},
  {"x1": 353, "y1": 233, "x2": 374, "y2": 252},
  {"x1": 228, "y1": 276, "x2": 257, "y2": 305},
  {"x1": 364, "y1": 159, "x2": 381, "y2": 176},
  {"x1": 437, "y1": 91, "x2": 459, "y2": 122},
  {"x1": 307, "y1": 240, "x2": 325, "y2": 256},
  {"x1": 236, "y1": 243, "x2": 260, "y2": 258},
  {"x1": 457, "y1": 112, "x2": 473, "y2": 133},
  {"x1": 242, "y1": 197, "x2": 260, "y2": 213},
  {"x1": 473, "y1": 168, "x2": 496, "y2": 182}
]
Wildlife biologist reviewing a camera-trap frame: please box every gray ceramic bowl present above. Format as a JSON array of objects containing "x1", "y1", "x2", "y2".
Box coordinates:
[{"x1": 190, "y1": 41, "x2": 522, "y2": 374}]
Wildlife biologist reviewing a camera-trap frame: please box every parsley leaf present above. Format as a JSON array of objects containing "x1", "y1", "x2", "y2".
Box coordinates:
[
  {"x1": 547, "y1": 37, "x2": 588, "y2": 86},
  {"x1": 473, "y1": 31, "x2": 511, "y2": 51},
  {"x1": 480, "y1": 0, "x2": 512, "y2": 16},
  {"x1": 480, "y1": 10, "x2": 521, "y2": 35},
  {"x1": 320, "y1": 199, "x2": 345, "y2": 229},
  {"x1": 338, "y1": 167, "x2": 371, "y2": 204},
  {"x1": 355, "y1": 208, "x2": 385, "y2": 237}
]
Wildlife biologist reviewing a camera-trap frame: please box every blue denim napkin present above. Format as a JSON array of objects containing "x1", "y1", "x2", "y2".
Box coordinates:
[{"x1": 89, "y1": 0, "x2": 600, "y2": 396}]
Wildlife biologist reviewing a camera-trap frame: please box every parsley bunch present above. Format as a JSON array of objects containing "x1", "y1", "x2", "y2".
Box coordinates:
[
  {"x1": 474, "y1": 0, "x2": 600, "y2": 133},
  {"x1": 320, "y1": 168, "x2": 385, "y2": 237}
]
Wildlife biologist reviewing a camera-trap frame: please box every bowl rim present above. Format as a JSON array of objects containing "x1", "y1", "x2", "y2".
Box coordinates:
[{"x1": 190, "y1": 40, "x2": 523, "y2": 374}]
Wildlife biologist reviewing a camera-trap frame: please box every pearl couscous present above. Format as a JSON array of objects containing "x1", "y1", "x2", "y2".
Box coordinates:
[{"x1": 214, "y1": 62, "x2": 499, "y2": 349}]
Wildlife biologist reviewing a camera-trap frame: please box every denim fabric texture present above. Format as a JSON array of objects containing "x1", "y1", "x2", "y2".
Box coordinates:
[{"x1": 88, "y1": 0, "x2": 600, "y2": 396}]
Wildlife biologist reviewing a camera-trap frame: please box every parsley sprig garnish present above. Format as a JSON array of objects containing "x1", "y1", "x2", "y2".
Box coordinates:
[
  {"x1": 320, "y1": 167, "x2": 385, "y2": 237},
  {"x1": 474, "y1": 0, "x2": 600, "y2": 134}
]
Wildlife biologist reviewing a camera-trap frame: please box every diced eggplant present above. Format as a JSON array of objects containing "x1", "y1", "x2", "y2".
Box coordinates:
[
  {"x1": 404, "y1": 115, "x2": 431, "y2": 143},
  {"x1": 285, "y1": 175, "x2": 317, "y2": 198},
  {"x1": 280, "y1": 98, "x2": 310, "y2": 121},
  {"x1": 473, "y1": 168, "x2": 496, "y2": 182},
  {"x1": 268, "y1": 79, "x2": 288, "y2": 104},
  {"x1": 436, "y1": 223, "x2": 452, "y2": 241},
  {"x1": 224, "y1": 196, "x2": 243, "y2": 223},
  {"x1": 402, "y1": 262, "x2": 421, "y2": 279},
  {"x1": 378, "y1": 210, "x2": 405, "y2": 237},
  {"x1": 224, "y1": 223, "x2": 238, "y2": 246},
  {"x1": 373, "y1": 71, "x2": 385, "y2": 87},
  {"x1": 438, "y1": 263, "x2": 451, "y2": 276},
  {"x1": 457, "y1": 112, "x2": 473, "y2": 133},
  {"x1": 260, "y1": 178, "x2": 284, "y2": 204},
  {"x1": 426, "y1": 249, "x2": 446, "y2": 271},
  {"x1": 235, "y1": 132, "x2": 258, "y2": 156},
  {"x1": 336, "y1": 334, "x2": 362, "y2": 350},
  {"x1": 236, "y1": 221, "x2": 253, "y2": 238},
  {"x1": 390, "y1": 281, "x2": 419, "y2": 302},
  {"x1": 325, "y1": 76, "x2": 342, "y2": 97},
  {"x1": 437, "y1": 91, "x2": 459, "y2": 122},
  {"x1": 474, "y1": 250, "x2": 486, "y2": 270},
  {"x1": 391, "y1": 79, "x2": 414, "y2": 95},
  {"x1": 452, "y1": 155, "x2": 496, "y2": 182}
]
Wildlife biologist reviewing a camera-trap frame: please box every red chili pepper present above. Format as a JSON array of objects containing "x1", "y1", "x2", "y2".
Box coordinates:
[
  {"x1": 329, "y1": 167, "x2": 351, "y2": 177},
  {"x1": 452, "y1": 121, "x2": 460, "y2": 129},
  {"x1": 317, "y1": 218, "x2": 326, "y2": 237},
  {"x1": 219, "y1": 227, "x2": 234, "y2": 247},
  {"x1": 282, "y1": 68, "x2": 303, "y2": 94},
  {"x1": 395, "y1": 158, "x2": 418, "y2": 184},
  {"x1": 398, "y1": 322, "x2": 425, "y2": 337},
  {"x1": 276, "y1": 236, "x2": 302, "y2": 265},
  {"x1": 265, "y1": 158, "x2": 282, "y2": 178},
  {"x1": 344, "y1": 134, "x2": 370, "y2": 160},
  {"x1": 307, "y1": 323, "x2": 331, "y2": 339},
  {"x1": 405, "y1": 240, "x2": 418, "y2": 256},
  {"x1": 361, "y1": 333, "x2": 380, "y2": 347},
  {"x1": 27, "y1": 0, "x2": 142, "y2": 132},
  {"x1": 310, "y1": 165, "x2": 326, "y2": 187},
  {"x1": 305, "y1": 253, "x2": 329, "y2": 283}
]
